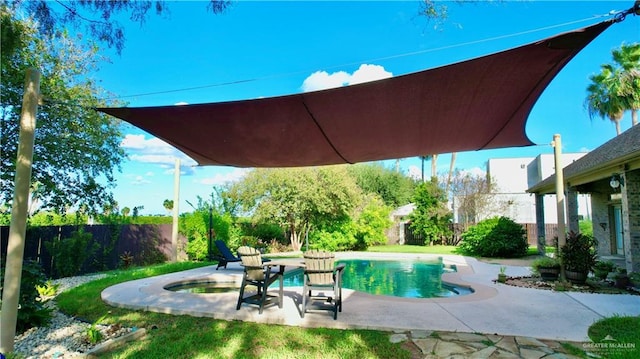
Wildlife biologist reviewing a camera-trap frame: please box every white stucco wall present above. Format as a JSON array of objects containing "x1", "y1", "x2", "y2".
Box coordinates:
[{"x1": 479, "y1": 153, "x2": 591, "y2": 224}]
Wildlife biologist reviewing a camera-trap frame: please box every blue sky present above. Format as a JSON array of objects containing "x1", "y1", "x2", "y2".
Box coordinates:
[{"x1": 92, "y1": 1, "x2": 639, "y2": 215}]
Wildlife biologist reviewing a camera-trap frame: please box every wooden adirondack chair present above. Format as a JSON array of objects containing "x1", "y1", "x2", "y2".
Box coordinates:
[
  {"x1": 301, "y1": 250, "x2": 345, "y2": 320},
  {"x1": 235, "y1": 246, "x2": 282, "y2": 314}
]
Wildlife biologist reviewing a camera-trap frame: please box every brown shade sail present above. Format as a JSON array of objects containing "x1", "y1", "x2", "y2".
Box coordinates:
[{"x1": 97, "y1": 21, "x2": 612, "y2": 168}]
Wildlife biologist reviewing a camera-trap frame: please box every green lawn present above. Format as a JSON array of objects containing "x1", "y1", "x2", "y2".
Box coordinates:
[
  {"x1": 367, "y1": 244, "x2": 554, "y2": 257},
  {"x1": 588, "y1": 316, "x2": 640, "y2": 359},
  {"x1": 55, "y1": 262, "x2": 411, "y2": 359},
  {"x1": 52, "y1": 245, "x2": 622, "y2": 358},
  {"x1": 367, "y1": 244, "x2": 458, "y2": 255}
]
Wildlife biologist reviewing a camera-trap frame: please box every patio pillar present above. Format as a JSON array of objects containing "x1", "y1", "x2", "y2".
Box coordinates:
[
  {"x1": 566, "y1": 187, "x2": 579, "y2": 234},
  {"x1": 535, "y1": 194, "x2": 546, "y2": 255},
  {"x1": 621, "y1": 169, "x2": 640, "y2": 273}
]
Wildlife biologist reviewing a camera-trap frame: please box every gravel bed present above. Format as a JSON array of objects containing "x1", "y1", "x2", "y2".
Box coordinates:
[{"x1": 12, "y1": 274, "x2": 132, "y2": 359}]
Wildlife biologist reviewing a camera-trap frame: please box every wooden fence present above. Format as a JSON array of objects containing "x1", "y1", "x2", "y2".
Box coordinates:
[
  {"x1": 401, "y1": 223, "x2": 558, "y2": 246},
  {"x1": 0, "y1": 224, "x2": 186, "y2": 278}
]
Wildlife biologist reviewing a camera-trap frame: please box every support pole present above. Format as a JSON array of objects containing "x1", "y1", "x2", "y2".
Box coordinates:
[
  {"x1": 535, "y1": 194, "x2": 546, "y2": 255},
  {"x1": 1, "y1": 68, "x2": 40, "y2": 354},
  {"x1": 552, "y1": 134, "x2": 566, "y2": 280},
  {"x1": 171, "y1": 158, "x2": 180, "y2": 262}
]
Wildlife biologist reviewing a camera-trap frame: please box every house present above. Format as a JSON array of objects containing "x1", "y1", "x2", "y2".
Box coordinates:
[
  {"x1": 387, "y1": 203, "x2": 416, "y2": 245},
  {"x1": 527, "y1": 125, "x2": 640, "y2": 273},
  {"x1": 451, "y1": 154, "x2": 590, "y2": 227},
  {"x1": 486, "y1": 154, "x2": 590, "y2": 224}
]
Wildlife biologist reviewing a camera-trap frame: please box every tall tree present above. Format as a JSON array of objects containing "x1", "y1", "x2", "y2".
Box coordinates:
[
  {"x1": 449, "y1": 170, "x2": 502, "y2": 225},
  {"x1": 446, "y1": 152, "x2": 457, "y2": 194},
  {"x1": 4, "y1": 0, "x2": 457, "y2": 56},
  {"x1": 1, "y1": 7, "x2": 125, "y2": 213},
  {"x1": 431, "y1": 154, "x2": 438, "y2": 182},
  {"x1": 346, "y1": 163, "x2": 416, "y2": 208},
  {"x1": 409, "y1": 181, "x2": 452, "y2": 245},
  {"x1": 611, "y1": 43, "x2": 640, "y2": 126},
  {"x1": 585, "y1": 43, "x2": 640, "y2": 135},
  {"x1": 2, "y1": 0, "x2": 231, "y2": 54},
  {"x1": 163, "y1": 199, "x2": 174, "y2": 214},
  {"x1": 228, "y1": 166, "x2": 362, "y2": 251},
  {"x1": 586, "y1": 65, "x2": 626, "y2": 135},
  {"x1": 419, "y1": 155, "x2": 430, "y2": 182}
]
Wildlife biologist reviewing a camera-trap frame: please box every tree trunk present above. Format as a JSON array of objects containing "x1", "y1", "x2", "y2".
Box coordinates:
[
  {"x1": 632, "y1": 109, "x2": 638, "y2": 126},
  {"x1": 611, "y1": 114, "x2": 622, "y2": 135},
  {"x1": 289, "y1": 231, "x2": 303, "y2": 252},
  {"x1": 431, "y1": 154, "x2": 438, "y2": 182},
  {"x1": 446, "y1": 152, "x2": 457, "y2": 194}
]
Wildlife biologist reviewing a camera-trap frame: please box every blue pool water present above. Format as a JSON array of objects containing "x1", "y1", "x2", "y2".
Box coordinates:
[
  {"x1": 167, "y1": 257, "x2": 473, "y2": 298},
  {"x1": 283, "y1": 258, "x2": 472, "y2": 298}
]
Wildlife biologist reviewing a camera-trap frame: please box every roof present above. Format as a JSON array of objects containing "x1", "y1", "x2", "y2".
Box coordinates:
[
  {"x1": 528, "y1": 124, "x2": 640, "y2": 194},
  {"x1": 97, "y1": 21, "x2": 612, "y2": 168},
  {"x1": 391, "y1": 203, "x2": 416, "y2": 217}
]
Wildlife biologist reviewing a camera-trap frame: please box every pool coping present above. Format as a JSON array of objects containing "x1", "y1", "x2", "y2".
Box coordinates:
[{"x1": 101, "y1": 252, "x2": 640, "y2": 341}]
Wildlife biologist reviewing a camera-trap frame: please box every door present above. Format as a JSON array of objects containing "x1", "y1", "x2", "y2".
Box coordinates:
[{"x1": 613, "y1": 205, "x2": 624, "y2": 255}]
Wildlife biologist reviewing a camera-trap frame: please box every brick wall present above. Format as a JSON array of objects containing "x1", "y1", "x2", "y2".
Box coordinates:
[{"x1": 622, "y1": 169, "x2": 640, "y2": 272}]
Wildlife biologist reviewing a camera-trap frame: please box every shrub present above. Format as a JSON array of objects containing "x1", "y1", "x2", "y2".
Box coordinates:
[
  {"x1": 409, "y1": 182, "x2": 452, "y2": 245},
  {"x1": 0, "y1": 258, "x2": 53, "y2": 334},
  {"x1": 180, "y1": 210, "x2": 233, "y2": 260},
  {"x1": 593, "y1": 260, "x2": 615, "y2": 279},
  {"x1": 86, "y1": 314, "x2": 107, "y2": 344},
  {"x1": 531, "y1": 256, "x2": 560, "y2": 275},
  {"x1": 578, "y1": 219, "x2": 593, "y2": 238},
  {"x1": 238, "y1": 220, "x2": 286, "y2": 243},
  {"x1": 458, "y1": 216, "x2": 528, "y2": 258},
  {"x1": 310, "y1": 229, "x2": 356, "y2": 252},
  {"x1": 185, "y1": 234, "x2": 208, "y2": 261},
  {"x1": 561, "y1": 231, "x2": 597, "y2": 273},
  {"x1": 352, "y1": 196, "x2": 393, "y2": 250},
  {"x1": 44, "y1": 228, "x2": 97, "y2": 278}
]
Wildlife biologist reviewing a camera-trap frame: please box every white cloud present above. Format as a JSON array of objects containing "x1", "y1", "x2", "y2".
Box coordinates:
[
  {"x1": 130, "y1": 154, "x2": 177, "y2": 164},
  {"x1": 302, "y1": 70, "x2": 350, "y2": 92},
  {"x1": 460, "y1": 167, "x2": 486, "y2": 177},
  {"x1": 349, "y1": 64, "x2": 393, "y2": 85},
  {"x1": 121, "y1": 134, "x2": 173, "y2": 154},
  {"x1": 122, "y1": 134, "x2": 197, "y2": 170},
  {"x1": 301, "y1": 64, "x2": 392, "y2": 92},
  {"x1": 131, "y1": 175, "x2": 151, "y2": 185},
  {"x1": 199, "y1": 168, "x2": 250, "y2": 185},
  {"x1": 408, "y1": 165, "x2": 421, "y2": 180},
  {"x1": 578, "y1": 147, "x2": 590, "y2": 153}
]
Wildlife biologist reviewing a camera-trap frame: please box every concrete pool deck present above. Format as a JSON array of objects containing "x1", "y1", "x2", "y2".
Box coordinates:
[{"x1": 101, "y1": 252, "x2": 640, "y2": 344}]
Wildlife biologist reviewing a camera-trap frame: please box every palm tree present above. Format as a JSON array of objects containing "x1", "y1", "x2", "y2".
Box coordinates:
[
  {"x1": 611, "y1": 43, "x2": 640, "y2": 126},
  {"x1": 418, "y1": 154, "x2": 439, "y2": 183},
  {"x1": 586, "y1": 43, "x2": 640, "y2": 135},
  {"x1": 431, "y1": 154, "x2": 438, "y2": 183},
  {"x1": 586, "y1": 65, "x2": 626, "y2": 135},
  {"x1": 446, "y1": 152, "x2": 457, "y2": 194},
  {"x1": 163, "y1": 199, "x2": 174, "y2": 214},
  {"x1": 419, "y1": 155, "x2": 430, "y2": 182}
]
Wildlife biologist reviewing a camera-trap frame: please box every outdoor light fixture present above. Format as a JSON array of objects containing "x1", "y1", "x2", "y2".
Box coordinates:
[{"x1": 610, "y1": 174, "x2": 624, "y2": 189}]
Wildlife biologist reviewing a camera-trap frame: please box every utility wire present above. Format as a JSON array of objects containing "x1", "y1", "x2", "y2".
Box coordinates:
[{"x1": 100, "y1": 14, "x2": 612, "y2": 102}]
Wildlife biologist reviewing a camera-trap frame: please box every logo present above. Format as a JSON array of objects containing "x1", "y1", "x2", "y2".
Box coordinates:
[{"x1": 583, "y1": 334, "x2": 637, "y2": 356}]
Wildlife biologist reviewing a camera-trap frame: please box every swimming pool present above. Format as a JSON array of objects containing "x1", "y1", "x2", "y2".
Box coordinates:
[
  {"x1": 283, "y1": 258, "x2": 472, "y2": 298},
  {"x1": 167, "y1": 257, "x2": 473, "y2": 298}
]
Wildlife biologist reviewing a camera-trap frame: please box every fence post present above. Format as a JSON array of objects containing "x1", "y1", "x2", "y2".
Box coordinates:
[{"x1": 171, "y1": 158, "x2": 180, "y2": 262}]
